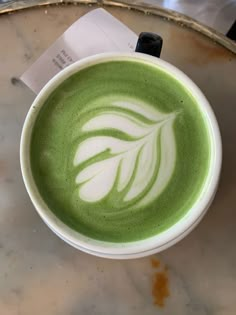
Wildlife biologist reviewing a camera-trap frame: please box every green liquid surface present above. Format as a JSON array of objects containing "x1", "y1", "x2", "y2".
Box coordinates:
[{"x1": 30, "y1": 60, "x2": 210, "y2": 242}]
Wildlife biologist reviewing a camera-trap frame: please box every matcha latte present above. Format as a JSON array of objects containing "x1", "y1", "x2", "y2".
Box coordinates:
[{"x1": 28, "y1": 57, "x2": 212, "y2": 243}]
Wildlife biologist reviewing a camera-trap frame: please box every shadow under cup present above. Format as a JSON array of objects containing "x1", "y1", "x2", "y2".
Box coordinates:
[{"x1": 20, "y1": 53, "x2": 222, "y2": 259}]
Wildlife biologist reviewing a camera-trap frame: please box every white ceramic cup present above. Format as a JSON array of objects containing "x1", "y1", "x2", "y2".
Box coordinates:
[{"x1": 20, "y1": 52, "x2": 222, "y2": 259}]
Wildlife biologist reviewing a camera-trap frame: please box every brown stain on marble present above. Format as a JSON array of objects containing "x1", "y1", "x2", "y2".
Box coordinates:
[
  {"x1": 152, "y1": 267, "x2": 169, "y2": 307},
  {"x1": 150, "y1": 257, "x2": 170, "y2": 307},
  {"x1": 188, "y1": 37, "x2": 234, "y2": 66},
  {"x1": 151, "y1": 257, "x2": 160, "y2": 268},
  {"x1": 168, "y1": 27, "x2": 234, "y2": 66}
]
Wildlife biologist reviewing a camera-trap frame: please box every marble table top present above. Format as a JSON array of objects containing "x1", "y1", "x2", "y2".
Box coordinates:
[{"x1": 0, "y1": 3, "x2": 236, "y2": 315}]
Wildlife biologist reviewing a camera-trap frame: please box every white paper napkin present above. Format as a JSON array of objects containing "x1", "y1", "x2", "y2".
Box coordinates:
[{"x1": 21, "y1": 8, "x2": 138, "y2": 94}]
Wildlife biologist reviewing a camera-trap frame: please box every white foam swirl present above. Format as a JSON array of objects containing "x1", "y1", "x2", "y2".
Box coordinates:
[{"x1": 74, "y1": 99, "x2": 178, "y2": 208}]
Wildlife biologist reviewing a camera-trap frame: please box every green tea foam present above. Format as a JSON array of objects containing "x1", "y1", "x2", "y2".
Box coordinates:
[{"x1": 30, "y1": 60, "x2": 210, "y2": 242}]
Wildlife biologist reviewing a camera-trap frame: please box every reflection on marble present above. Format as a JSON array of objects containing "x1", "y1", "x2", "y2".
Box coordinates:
[
  {"x1": 148, "y1": 0, "x2": 236, "y2": 34},
  {"x1": 0, "y1": 4, "x2": 236, "y2": 315}
]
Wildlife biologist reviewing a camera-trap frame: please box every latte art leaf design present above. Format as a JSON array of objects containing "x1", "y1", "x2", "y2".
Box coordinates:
[{"x1": 73, "y1": 101, "x2": 178, "y2": 209}]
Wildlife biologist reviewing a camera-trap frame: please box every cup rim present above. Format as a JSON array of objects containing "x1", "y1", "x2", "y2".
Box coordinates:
[{"x1": 20, "y1": 52, "x2": 222, "y2": 257}]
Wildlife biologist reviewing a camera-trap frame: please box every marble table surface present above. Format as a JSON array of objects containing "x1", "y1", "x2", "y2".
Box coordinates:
[{"x1": 0, "y1": 3, "x2": 236, "y2": 315}]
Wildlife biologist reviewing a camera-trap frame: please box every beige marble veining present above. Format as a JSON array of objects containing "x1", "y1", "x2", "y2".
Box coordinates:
[{"x1": 0, "y1": 4, "x2": 236, "y2": 315}]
